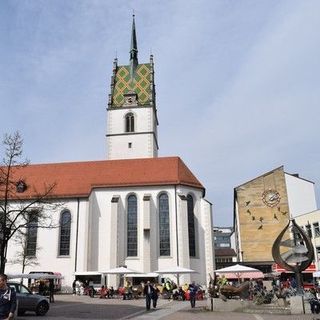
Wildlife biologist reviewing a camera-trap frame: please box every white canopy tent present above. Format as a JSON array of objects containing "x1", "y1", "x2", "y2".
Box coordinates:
[
  {"x1": 101, "y1": 267, "x2": 140, "y2": 275},
  {"x1": 215, "y1": 264, "x2": 264, "y2": 281},
  {"x1": 101, "y1": 267, "x2": 141, "y2": 287},
  {"x1": 153, "y1": 266, "x2": 196, "y2": 285},
  {"x1": 74, "y1": 271, "x2": 102, "y2": 276},
  {"x1": 313, "y1": 271, "x2": 320, "y2": 277},
  {"x1": 128, "y1": 273, "x2": 159, "y2": 278}
]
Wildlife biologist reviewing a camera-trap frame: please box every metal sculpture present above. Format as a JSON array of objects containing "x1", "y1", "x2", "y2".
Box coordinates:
[{"x1": 272, "y1": 219, "x2": 314, "y2": 293}]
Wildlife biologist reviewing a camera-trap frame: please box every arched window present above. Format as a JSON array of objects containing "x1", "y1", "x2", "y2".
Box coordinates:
[
  {"x1": 59, "y1": 210, "x2": 71, "y2": 256},
  {"x1": 187, "y1": 194, "x2": 196, "y2": 257},
  {"x1": 127, "y1": 195, "x2": 137, "y2": 256},
  {"x1": 26, "y1": 211, "x2": 38, "y2": 256},
  {"x1": 125, "y1": 113, "x2": 135, "y2": 132},
  {"x1": 159, "y1": 193, "x2": 170, "y2": 256}
]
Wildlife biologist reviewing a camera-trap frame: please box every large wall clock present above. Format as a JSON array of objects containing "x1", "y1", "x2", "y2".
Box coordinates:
[{"x1": 261, "y1": 189, "x2": 281, "y2": 207}]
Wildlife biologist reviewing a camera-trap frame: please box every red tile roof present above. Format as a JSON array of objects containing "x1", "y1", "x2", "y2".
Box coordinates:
[{"x1": 3, "y1": 157, "x2": 204, "y2": 200}]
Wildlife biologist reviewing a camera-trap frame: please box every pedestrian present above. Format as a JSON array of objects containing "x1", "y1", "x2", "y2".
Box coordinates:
[
  {"x1": 152, "y1": 284, "x2": 159, "y2": 308},
  {"x1": 309, "y1": 288, "x2": 320, "y2": 315},
  {"x1": 143, "y1": 281, "x2": 154, "y2": 311},
  {"x1": 49, "y1": 279, "x2": 55, "y2": 303},
  {"x1": 0, "y1": 273, "x2": 17, "y2": 320},
  {"x1": 188, "y1": 281, "x2": 198, "y2": 308},
  {"x1": 72, "y1": 279, "x2": 76, "y2": 295},
  {"x1": 38, "y1": 280, "x2": 45, "y2": 295}
]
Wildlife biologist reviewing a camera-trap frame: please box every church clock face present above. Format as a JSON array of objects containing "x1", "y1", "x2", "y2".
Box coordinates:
[{"x1": 261, "y1": 189, "x2": 280, "y2": 207}]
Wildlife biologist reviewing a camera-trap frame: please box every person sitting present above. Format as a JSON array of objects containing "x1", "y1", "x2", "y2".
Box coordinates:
[
  {"x1": 108, "y1": 286, "x2": 114, "y2": 298},
  {"x1": 99, "y1": 285, "x2": 107, "y2": 299},
  {"x1": 164, "y1": 280, "x2": 173, "y2": 299},
  {"x1": 217, "y1": 275, "x2": 228, "y2": 287},
  {"x1": 176, "y1": 286, "x2": 185, "y2": 300},
  {"x1": 309, "y1": 288, "x2": 320, "y2": 315}
]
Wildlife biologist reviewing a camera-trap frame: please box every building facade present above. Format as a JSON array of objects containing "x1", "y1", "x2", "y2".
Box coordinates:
[
  {"x1": 213, "y1": 227, "x2": 237, "y2": 269},
  {"x1": 5, "y1": 17, "x2": 215, "y2": 289},
  {"x1": 295, "y1": 209, "x2": 320, "y2": 272},
  {"x1": 234, "y1": 166, "x2": 317, "y2": 272}
]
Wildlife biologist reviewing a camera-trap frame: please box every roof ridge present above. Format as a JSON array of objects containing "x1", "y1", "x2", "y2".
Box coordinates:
[
  {"x1": 1, "y1": 156, "x2": 203, "y2": 200},
  {"x1": 14, "y1": 156, "x2": 180, "y2": 168}
]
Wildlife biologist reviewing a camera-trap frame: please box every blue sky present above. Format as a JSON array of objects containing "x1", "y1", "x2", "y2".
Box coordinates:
[{"x1": 1, "y1": 0, "x2": 320, "y2": 226}]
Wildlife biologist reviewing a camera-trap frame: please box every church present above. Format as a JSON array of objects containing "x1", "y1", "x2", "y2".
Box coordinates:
[{"x1": 6, "y1": 16, "x2": 215, "y2": 289}]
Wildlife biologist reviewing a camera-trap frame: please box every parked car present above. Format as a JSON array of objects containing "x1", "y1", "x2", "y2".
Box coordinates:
[{"x1": 7, "y1": 281, "x2": 50, "y2": 316}]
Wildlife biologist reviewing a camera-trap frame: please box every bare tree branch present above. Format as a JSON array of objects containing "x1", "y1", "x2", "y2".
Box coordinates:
[{"x1": 0, "y1": 131, "x2": 59, "y2": 273}]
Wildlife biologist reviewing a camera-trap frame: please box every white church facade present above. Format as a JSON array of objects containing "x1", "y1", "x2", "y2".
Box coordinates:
[{"x1": 5, "y1": 16, "x2": 215, "y2": 289}]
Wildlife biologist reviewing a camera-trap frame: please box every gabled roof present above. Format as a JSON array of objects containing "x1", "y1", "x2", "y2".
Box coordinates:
[
  {"x1": 234, "y1": 166, "x2": 284, "y2": 190},
  {"x1": 3, "y1": 157, "x2": 204, "y2": 200}
]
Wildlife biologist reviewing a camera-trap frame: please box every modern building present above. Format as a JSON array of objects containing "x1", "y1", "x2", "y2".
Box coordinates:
[
  {"x1": 294, "y1": 209, "x2": 320, "y2": 272},
  {"x1": 213, "y1": 227, "x2": 237, "y2": 269},
  {"x1": 5, "y1": 16, "x2": 215, "y2": 289},
  {"x1": 234, "y1": 166, "x2": 317, "y2": 273}
]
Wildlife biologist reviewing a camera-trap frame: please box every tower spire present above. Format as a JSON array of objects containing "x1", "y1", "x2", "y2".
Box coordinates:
[{"x1": 130, "y1": 14, "x2": 138, "y2": 78}]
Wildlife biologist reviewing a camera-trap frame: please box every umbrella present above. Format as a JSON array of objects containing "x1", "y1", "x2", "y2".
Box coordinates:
[
  {"x1": 129, "y1": 273, "x2": 159, "y2": 278},
  {"x1": 313, "y1": 271, "x2": 320, "y2": 277},
  {"x1": 153, "y1": 266, "x2": 196, "y2": 285},
  {"x1": 102, "y1": 266, "x2": 140, "y2": 274},
  {"x1": 215, "y1": 264, "x2": 263, "y2": 281},
  {"x1": 101, "y1": 267, "x2": 140, "y2": 287},
  {"x1": 153, "y1": 266, "x2": 196, "y2": 274}
]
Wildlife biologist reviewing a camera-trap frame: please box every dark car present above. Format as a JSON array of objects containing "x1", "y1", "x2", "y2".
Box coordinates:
[{"x1": 8, "y1": 282, "x2": 50, "y2": 316}]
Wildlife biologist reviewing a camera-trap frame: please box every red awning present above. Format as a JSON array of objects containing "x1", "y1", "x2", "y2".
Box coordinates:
[{"x1": 272, "y1": 263, "x2": 316, "y2": 273}]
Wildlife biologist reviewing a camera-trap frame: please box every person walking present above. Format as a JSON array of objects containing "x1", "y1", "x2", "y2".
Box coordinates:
[
  {"x1": 72, "y1": 279, "x2": 76, "y2": 296},
  {"x1": 152, "y1": 284, "x2": 159, "y2": 308},
  {"x1": 0, "y1": 274, "x2": 17, "y2": 320},
  {"x1": 38, "y1": 280, "x2": 45, "y2": 296},
  {"x1": 49, "y1": 279, "x2": 55, "y2": 303},
  {"x1": 143, "y1": 281, "x2": 154, "y2": 311},
  {"x1": 188, "y1": 281, "x2": 198, "y2": 308}
]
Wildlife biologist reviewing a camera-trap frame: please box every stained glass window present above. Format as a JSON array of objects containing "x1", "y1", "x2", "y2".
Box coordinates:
[
  {"x1": 59, "y1": 211, "x2": 71, "y2": 256},
  {"x1": 187, "y1": 195, "x2": 196, "y2": 257},
  {"x1": 26, "y1": 211, "x2": 38, "y2": 256},
  {"x1": 127, "y1": 195, "x2": 137, "y2": 256},
  {"x1": 159, "y1": 193, "x2": 170, "y2": 256}
]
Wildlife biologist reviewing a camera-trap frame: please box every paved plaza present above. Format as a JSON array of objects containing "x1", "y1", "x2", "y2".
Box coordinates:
[{"x1": 15, "y1": 294, "x2": 320, "y2": 320}]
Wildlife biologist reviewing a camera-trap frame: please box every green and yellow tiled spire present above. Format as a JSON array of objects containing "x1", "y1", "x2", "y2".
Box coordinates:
[{"x1": 108, "y1": 15, "x2": 155, "y2": 108}]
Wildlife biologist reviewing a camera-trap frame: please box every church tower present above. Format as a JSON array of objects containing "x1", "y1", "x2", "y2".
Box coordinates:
[{"x1": 106, "y1": 15, "x2": 159, "y2": 160}]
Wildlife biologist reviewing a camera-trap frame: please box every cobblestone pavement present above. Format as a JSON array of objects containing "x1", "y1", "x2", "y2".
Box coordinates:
[{"x1": 16, "y1": 295, "x2": 320, "y2": 320}]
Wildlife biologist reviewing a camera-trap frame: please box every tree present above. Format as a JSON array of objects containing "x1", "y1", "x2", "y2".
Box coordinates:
[
  {"x1": 10, "y1": 228, "x2": 40, "y2": 275},
  {"x1": 0, "y1": 131, "x2": 58, "y2": 273}
]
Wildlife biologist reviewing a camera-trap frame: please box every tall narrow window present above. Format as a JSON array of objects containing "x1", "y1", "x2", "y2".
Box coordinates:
[
  {"x1": 305, "y1": 224, "x2": 312, "y2": 238},
  {"x1": 59, "y1": 210, "x2": 71, "y2": 256},
  {"x1": 313, "y1": 222, "x2": 320, "y2": 237},
  {"x1": 125, "y1": 113, "x2": 135, "y2": 132},
  {"x1": 26, "y1": 211, "x2": 38, "y2": 256},
  {"x1": 159, "y1": 193, "x2": 170, "y2": 256},
  {"x1": 127, "y1": 195, "x2": 137, "y2": 256},
  {"x1": 187, "y1": 194, "x2": 196, "y2": 257}
]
